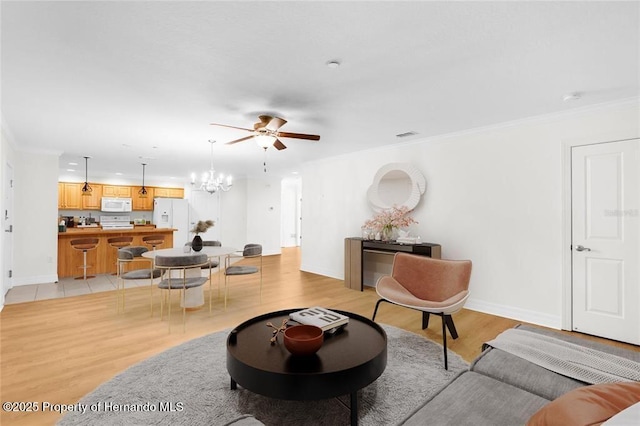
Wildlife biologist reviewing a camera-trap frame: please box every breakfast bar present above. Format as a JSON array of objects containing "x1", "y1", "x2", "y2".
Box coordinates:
[{"x1": 58, "y1": 227, "x2": 176, "y2": 278}]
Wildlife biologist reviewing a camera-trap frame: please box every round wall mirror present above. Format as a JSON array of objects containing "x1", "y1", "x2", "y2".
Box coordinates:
[{"x1": 366, "y1": 163, "x2": 426, "y2": 212}]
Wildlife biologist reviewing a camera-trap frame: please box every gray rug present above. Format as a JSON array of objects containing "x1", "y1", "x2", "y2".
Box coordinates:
[{"x1": 58, "y1": 324, "x2": 467, "y2": 426}]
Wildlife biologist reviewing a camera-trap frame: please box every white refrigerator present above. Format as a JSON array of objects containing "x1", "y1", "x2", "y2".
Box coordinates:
[{"x1": 153, "y1": 198, "x2": 190, "y2": 247}]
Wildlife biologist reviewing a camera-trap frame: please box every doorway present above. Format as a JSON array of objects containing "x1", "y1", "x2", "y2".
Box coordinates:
[
  {"x1": 3, "y1": 162, "x2": 14, "y2": 300},
  {"x1": 569, "y1": 138, "x2": 639, "y2": 345},
  {"x1": 189, "y1": 191, "x2": 221, "y2": 243},
  {"x1": 281, "y1": 177, "x2": 301, "y2": 247}
]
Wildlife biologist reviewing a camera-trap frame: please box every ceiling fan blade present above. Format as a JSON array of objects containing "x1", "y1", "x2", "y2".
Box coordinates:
[
  {"x1": 273, "y1": 139, "x2": 287, "y2": 150},
  {"x1": 266, "y1": 116, "x2": 287, "y2": 131},
  {"x1": 225, "y1": 135, "x2": 255, "y2": 145},
  {"x1": 277, "y1": 131, "x2": 320, "y2": 141},
  {"x1": 210, "y1": 123, "x2": 254, "y2": 132}
]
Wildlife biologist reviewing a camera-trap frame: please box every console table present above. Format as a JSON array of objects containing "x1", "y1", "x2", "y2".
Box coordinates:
[{"x1": 344, "y1": 238, "x2": 441, "y2": 291}]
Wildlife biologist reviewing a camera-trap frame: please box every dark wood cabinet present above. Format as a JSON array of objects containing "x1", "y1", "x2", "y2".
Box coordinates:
[{"x1": 344, "y1": 238, "x2": 441, "y2": 291}]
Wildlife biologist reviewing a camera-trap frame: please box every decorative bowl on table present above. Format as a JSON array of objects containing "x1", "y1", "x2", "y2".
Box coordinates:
[{"x1": 283, "y1": 325, "x2": 324, "y2": 356}]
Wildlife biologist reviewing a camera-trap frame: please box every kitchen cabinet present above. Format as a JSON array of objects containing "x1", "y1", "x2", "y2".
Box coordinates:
[
  {"x1": 58, "y1": 182, "x2": 184, "y2": 212},
  {"x1": 153, "y1": 187, "x2": 184, "y2": 198},
  {"x1": 81, "y1": 184, "x2": 102, "y2": 210},
  {"x1": 58, "y1": 228, "x2": 175, "y2": 277},
  {"x1": 132, "y1": 186, "x2": 154, "y2": 210},
  {"x1": 102, "y1": 185, "x2": 132, "y2": 198},
  {"x1": 58, "y1": 182, "x2": 102, "y2": 210},
  {"x1": 58, "y1": 182, "x2": 82, "y2": 209}
]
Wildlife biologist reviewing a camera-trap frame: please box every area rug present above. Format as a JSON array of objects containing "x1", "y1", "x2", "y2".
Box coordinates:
[{"x1": 58, "y1": 324, "x2": 467, "y2": 426}]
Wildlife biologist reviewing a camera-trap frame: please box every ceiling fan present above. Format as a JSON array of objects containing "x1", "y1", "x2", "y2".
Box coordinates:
[{"x1": 210, "y1": 115, "x2": 320, "y2": 150}]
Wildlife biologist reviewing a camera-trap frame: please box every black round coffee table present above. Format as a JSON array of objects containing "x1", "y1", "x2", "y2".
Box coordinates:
[{"x1": 226, "y1": 309, "x2": 387, "y2": 425}]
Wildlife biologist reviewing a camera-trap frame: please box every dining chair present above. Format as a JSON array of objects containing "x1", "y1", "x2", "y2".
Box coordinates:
[
  {"x1": 107, "y1": 236, "x2": 133, "y2": 275},
  {"x1": 224, "y1": 243, "x2": 263, "y2": 309},
  {"x1": 154, "y1": 253, "x2": 209, "y2": 332},
  {"x1": 116, "y1": 246, "x2": 161, "y2": 314},
  {"x1": 372, "y1": 252, "x2": 472, "y2": 369},
  {"x1": 185, "y1": 240, "x2": 222, "y2": 311}
]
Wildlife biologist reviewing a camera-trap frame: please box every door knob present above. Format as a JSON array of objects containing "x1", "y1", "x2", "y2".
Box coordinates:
[{"x1": 575, "y1": 245, "x2": 591, "y2": 252}]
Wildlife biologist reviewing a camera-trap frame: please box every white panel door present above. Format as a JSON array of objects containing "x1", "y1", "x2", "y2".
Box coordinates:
[
  {"x1": 189, "y1": 191, "x2": 221, "y2": 242},
  {"x1": 571, "y1": 139, "x2": 639, "y2": 344},
  {"x1": 3, "y1": 163, "x2": 14, "y2": 297}
]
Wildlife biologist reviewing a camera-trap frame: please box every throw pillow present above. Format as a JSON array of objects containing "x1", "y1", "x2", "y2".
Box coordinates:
[{"x1": 527, "y1": 382, "x2": 640, "y2": 426}]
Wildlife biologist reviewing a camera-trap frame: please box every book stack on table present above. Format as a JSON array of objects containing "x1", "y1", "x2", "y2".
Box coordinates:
[{"x1": 289, "y1": 307, "x2": 349, "y2": 333}]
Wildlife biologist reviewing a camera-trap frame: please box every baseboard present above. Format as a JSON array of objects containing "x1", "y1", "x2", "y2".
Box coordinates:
[
  {"x1": 11, "y1": 274, "x2": 59, "y2": 287},
  {"x1": 465, "y1": 297, "x2": 562, "y2": 330},
  {"x1": 299, "y1": 262, "x2": 343, "y2": 281},
  {"x1": 297, "y1": 266, "x2": 563, "y2": 329}
]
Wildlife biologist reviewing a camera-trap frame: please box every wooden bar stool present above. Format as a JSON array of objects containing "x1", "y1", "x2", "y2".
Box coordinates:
[
  {"x1": 142, "y1": 235, "x2": 165, "y2": 251},
  {"x1": 107, "y1": 236, "x2": 133, "y2": 275},
  {"x1": 70, "y1": 238, "x2": 99, "y2": 280}
]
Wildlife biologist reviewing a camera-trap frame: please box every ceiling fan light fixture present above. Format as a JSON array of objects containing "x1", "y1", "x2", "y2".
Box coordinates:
[
  {"x1": 81, "y1": 156, "x2": 92, "y2": 196},
  {"x1": 255, "y1": 134, "x2": 276, "y2": 148}
]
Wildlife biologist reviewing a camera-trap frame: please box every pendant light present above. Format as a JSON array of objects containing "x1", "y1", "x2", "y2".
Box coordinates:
[
  {"x1": 138, "y1": 163, "x2": 148, "y2": 197},
  {"x1": 81, "y1": 156, "x2": 92, "y2": 196}
]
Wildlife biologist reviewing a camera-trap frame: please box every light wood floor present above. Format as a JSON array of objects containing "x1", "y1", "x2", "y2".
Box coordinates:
[{"x1": 1, "y1": 247, "x2": 637, "y2": 425}]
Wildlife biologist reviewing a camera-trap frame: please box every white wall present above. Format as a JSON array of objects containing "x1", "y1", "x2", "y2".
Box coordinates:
[
  {"x1": 191, "y1": 175, "x2": 283, "y2": 255},
  {"x1": 218, "y1": 178, "x2": 248, "y2": 250},
  {"x1": 300, "y1": 100, "x2": 640, "y2": 329},
  {"x1": 281, "y1": 177, "x2": 301, "y2": 247},
  {"x1": 12, "y1": 150, "x2": 59, "y2": 286},
  {"x1": 246, "y1": 176, "x2": 282, "y2": 256},
  {"x1": 1, "y1": 126, "x2": 18, "y2": 306}
]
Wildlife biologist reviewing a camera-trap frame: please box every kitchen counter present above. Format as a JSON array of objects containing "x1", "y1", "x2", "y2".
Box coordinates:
[
  {"x1": 58, "y1": 227, "x2": 176, "y2": 278},
  {"x1": 59, "y1": 226, "x2": 162, "y2": 235}
]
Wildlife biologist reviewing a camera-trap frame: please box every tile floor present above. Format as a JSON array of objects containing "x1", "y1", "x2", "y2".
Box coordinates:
[{"x1": 4, "y1": 274, "x2": 153, "y2": 305}]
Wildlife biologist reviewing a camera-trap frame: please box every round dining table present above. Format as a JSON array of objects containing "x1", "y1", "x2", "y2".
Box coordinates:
[{"x1": 142, "y1": 245, "x2": 238, "y2": 308}]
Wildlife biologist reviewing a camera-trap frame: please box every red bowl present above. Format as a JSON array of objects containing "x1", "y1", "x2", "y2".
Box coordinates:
[{"x1": 283, "y1": 325, "x2": 324, "y2": 356}]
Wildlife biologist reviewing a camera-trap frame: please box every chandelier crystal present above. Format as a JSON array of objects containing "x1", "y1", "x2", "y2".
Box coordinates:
[{"x1": 191, "y1": 140, "x2": 232, "y2": 194}]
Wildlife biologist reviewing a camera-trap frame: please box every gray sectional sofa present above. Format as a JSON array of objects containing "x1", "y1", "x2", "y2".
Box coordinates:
[
  {"x1": 228, "y1": 324, "x2": 639, "y2": 426},
  {"x1": 399, "y1": 324, "x2": 639, "y2": 425}
]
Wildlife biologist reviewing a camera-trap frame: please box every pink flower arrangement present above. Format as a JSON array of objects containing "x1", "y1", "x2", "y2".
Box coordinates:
[{"x1": 362, "y1": 205, "x2": 418, "y2": 233}]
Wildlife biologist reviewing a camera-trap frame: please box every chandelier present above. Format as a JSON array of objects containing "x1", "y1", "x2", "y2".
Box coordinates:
[{"x1": 191, "y1": 140, "x2": 232, "y2": 194}]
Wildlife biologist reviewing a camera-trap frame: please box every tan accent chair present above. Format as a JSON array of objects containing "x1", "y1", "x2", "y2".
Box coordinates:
[
  {"x1": 372, "y1": 252, "x2": 472, "y2": 370},
  {"x1": 224, "y1": 244, "x2": 262, "y2": 309}
]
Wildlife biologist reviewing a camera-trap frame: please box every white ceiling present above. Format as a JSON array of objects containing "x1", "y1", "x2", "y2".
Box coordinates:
[{"x1": 2, "y1": 1, "x2": 638, "y2": 184}]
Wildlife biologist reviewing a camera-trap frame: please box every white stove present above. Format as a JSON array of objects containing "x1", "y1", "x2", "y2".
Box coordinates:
[{"x1": 100, "y1": 215, "x2": 134, "y2": 230}]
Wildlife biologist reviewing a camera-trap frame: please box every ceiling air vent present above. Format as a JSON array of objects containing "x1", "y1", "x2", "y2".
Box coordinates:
[{"x1": 396, "y1": 131, "x2": 418, "y2": 138}]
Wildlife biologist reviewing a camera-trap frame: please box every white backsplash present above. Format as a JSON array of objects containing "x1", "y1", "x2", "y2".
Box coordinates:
[{"x1": 59, "y1": 210, "x2": 151, "y2": 223}]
